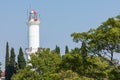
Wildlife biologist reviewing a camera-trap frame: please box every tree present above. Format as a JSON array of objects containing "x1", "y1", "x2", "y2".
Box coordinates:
[
  {"x1": 85, "y1": 56, "x2": 111, "y2": 79},
  {"x1": 9, "y1": 48, "x2": 16, "y2": 79},
  {"x1": 94, "y1": 18, "x2": 120, "y2": 61},
  {"x1": 18, "y1": 47, "x2": 26, "y2": 69},
  {"x1": 71, "y1": 16, "x2": 120, "y2": 79},
  {"x1": 108, "y1": 65, "x2": 120, "y2": 79},
  {"x1": 65, "y1": 45, "x2": 69, "y2": 54},
  {"x1": 61, "y1": 51, "x2": 83, "y2": 73},
  {"x1": 11, "y1": 67, "x2": 41, "y2": 80},
  {"x1": 54, "y1": 45, "x2": 60, "y2": 54},
  {"x1": 81, "y1": 41, "x2": 87, "y2": 60},
  {"x1": 5, "y1": 42, "x2": 10, "y2": 80},
  {"x1": 30, "y1": 48, "x2": 62, "y2": 75},
  {"x1": 11, "y1": 47, "x2": 119, "y2": 80},
  {"x1": 5, "y1": 42, "x2": 9, "y2": 70},
  {"x1": 50, "y1": 70, "x2": 81, "y2": 80},
  {"x1": 80, "y1": 41, "x2": 88, "y2": 75},
  {"x1": 71, "y1": 17, "x2": 120, "y2": 61},
  {"x1": 12, "y1": 48, "x2": 62, "y2": 80}
]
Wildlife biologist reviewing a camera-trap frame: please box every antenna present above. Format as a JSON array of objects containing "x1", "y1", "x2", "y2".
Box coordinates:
[
  {"x1": 27, "y1": 5, "x2": 32, "y2": 21},
  {"x1": 29, "y1": 4, "x2": 31, "y2": 12},
  {"x1": 26, "y1": 9, "x2": 29, "y2": 20}
]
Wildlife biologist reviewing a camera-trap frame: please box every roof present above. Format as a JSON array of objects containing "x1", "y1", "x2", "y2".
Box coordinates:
[{"x1": 1, "y1": 72, "x2": 5, "y2": 77}]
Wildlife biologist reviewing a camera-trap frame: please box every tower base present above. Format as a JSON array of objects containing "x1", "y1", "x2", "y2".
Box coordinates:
[{"x1": 25, "y1": 48, "x2": 42, "y2": 60}]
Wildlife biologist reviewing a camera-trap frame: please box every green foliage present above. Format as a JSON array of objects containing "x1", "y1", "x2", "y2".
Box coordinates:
[
  {"x1": 30, "y1": 48, "x2": 62, "y2": 75},
  {"x1": 85, "y1": 56, "x2": 111, "y2": 79},
  {"x1": 10, "y1": 48, "x2": 16, "y2": 67},
  {"x1": 5, "y1": 42, "x2": 10, "y2": 80},
  {"x1": 61, "y1": 48, "x2": 112, "y2": 79},
  {"x1": 12, "y1": 48, "x2": 62, "y2": 80},
  {"x1": 11, "y1": 67, "x2": 40, "y2": 80},
  {"x1": 12, "y1": 47, "x2": 120, "y2": 80},
  {"x1": 61, "y1": 52, "x2": 83, "y2": 73},
  {"x1": 108, "y1": 65, "x2": 120, "y2": 80},
  {"x1": 8, "y1": 48, "x2": 16, "y2": 79},
  {"x1": 71, "y1": 47, "x2": 81, "y2": 54},
  {"x1": 50, "y1": 70, "x2": 81, "y2": 80},
  {"x1": 65, "y1": 45, "x2": 69, "y2": 54},
  {"x1": 54, "y1": 45, "x2": 60, "y2": 54},
  {"x1": 5, "y1": 42, "x2": 9, "y2": 70},
  {"x1": 11, "y1": 15, "x2": 120, "y2": 80},
  {"x1": 81, "y1": 41, "x2": 87, "y2": 60},
  {"x1": 18, "y1": 47, "x2": 26, "y2": 69},
  {"x1": 71, "y1": 16, "x2": 120, "y2": 61}
]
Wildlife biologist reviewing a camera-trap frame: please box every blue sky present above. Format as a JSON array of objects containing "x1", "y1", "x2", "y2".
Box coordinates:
[{"x1": 0, "y1": 0, "x2": 120, "y2": 70}]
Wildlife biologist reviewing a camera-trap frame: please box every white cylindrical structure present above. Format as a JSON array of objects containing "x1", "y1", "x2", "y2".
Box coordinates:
[
  {"x1": 26, "y1": 10, "x2": 40, "y2": 57},
  {"x1": 28, "y1": 20, "x2": 40, "y2": 53}
]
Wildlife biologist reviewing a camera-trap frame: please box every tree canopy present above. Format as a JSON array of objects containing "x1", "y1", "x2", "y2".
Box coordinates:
[
  {"x1": 71, "y1": 17, "x2": 120, "y2": 61},
  {"x1": 18, "y1": 47, "x2": 26, "y2": 69},
  {"x1": 11, "y1": 15, "x2": 120, "y2": 80}
]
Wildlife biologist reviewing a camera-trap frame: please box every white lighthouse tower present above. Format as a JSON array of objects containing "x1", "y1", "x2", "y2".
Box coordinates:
[{"x1": 26, "y1": 10, "x2": 40, "y2": 60}]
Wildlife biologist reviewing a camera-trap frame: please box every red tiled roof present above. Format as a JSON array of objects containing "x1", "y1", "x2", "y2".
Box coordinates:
[{"x1": 1, "y1": 72, "x2": 5, "y2": 77}]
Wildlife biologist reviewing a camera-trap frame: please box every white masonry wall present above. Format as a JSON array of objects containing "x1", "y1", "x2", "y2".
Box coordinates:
[
  {"x1": 28, "y1": 20, "x2": 40, "y2": 54},
  {"x1": 29, "y1": 24, "x2": 39, "y2": 48}
]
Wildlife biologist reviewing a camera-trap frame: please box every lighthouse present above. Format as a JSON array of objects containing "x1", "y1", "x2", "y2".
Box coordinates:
[{"x1": 26, "y1": 10, "x2": 40, "y2": 60}]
